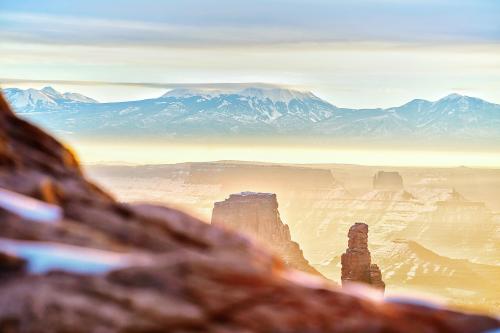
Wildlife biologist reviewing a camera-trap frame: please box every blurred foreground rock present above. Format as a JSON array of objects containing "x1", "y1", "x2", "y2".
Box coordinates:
[{"x1": 0, "y1": 93, "x2": 498, "y2": 332}]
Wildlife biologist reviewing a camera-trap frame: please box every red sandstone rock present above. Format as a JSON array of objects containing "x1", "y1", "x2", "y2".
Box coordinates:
[
  {"x1": 211, "y1": 192, "x2": 321, "y2": 276},
  {"x1": 342, "y1": 222, "x2": 386, "y2": 292},
  {"x1": 0, "y1": 93, "x2": 498, "y2": 332}
]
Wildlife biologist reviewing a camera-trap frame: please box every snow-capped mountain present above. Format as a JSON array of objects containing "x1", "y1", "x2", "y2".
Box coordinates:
[
  {"x1": 393, "y1": 94, "x2": 500, "y2": 138},
  {"x1": 163, "y1": 87, "x2": 315, "y2": 101},
  {"x1": 158, "y1": 87, "x2": 336, "y2": 128},
  {"x1": 3, "y1": 87, "x2": 97, "y2": 113},
  {"x1": 4, "y1": 86, "x2": 336, "y2": 136},
  {"x1": 312, "y1": 93, "x2": 500, "y2": 140},
  {"x1": 2, "y1": 86, "x2": 500, "y2": 143},
  {"x1": 163, "y1": 87, "x2": 320, "y2": 104}
]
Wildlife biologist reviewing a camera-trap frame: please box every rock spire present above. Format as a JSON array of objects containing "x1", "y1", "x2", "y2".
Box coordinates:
[{"x1": 341, "y1": 222, "x2": 385, "y2": 292}]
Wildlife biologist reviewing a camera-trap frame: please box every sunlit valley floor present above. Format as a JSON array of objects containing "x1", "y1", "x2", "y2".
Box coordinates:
[{"x1": 85, "y1": 160, "x2": 500, "y2": 314}]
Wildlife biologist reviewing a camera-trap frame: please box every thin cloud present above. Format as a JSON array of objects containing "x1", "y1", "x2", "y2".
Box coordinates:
[
  {"x1": 0, "y1": 78, "x2": 290, "y2": 90},
  {"x1": 1, "y1": 0, "x2": 499, "y2": 47}
]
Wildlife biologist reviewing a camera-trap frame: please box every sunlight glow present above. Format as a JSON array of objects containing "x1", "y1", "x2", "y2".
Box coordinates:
[{"x1": 75, "y1": 142, "x2": 500, "y2": 168}]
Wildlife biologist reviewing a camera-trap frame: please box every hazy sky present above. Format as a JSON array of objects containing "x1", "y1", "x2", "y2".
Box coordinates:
[{"x1": 1, "y1": 0, "x2": 500, "y2": 108}]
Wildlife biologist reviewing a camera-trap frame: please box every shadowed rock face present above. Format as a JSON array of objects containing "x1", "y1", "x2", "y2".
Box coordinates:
[
  {"x1": 0, "y1": 93, "x2": 498, "y2": 332},
  {"x1": 211, "y1": 192, "x2": 321, "y2": 276},
  {"x1": 341, "y1": 223, "x2": 385, "y2": 292}
]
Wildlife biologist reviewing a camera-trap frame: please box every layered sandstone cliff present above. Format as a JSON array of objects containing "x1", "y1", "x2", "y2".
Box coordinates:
[
  {"x1": 212, "y1": 192, "x2": 320, "y2": 275},
  {"x1": 341, "y1": 223, "x2": 385, "y2": 291},
  {"x1": 0, "y1": 92, "x2": 498, "y2": 332}
]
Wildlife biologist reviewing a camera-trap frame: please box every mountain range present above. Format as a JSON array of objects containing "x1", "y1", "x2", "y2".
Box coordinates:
[
  {"x1": 4, "y1": 87, "x2": 97, "y2": 110},
  {"x1": 3, "y1": 86, "x2": 500, "y2": 145}
]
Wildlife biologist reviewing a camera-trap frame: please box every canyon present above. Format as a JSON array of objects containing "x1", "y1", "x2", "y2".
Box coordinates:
[
  {"x1": 0, "y1": 92, "x2": 499, "y2": 331},
  {"x1": 0, "y1": 91, "x2": 500, "y2": 333},
  {"x1": 87, "y1": 161, "x2": 500, "y2": 312}
]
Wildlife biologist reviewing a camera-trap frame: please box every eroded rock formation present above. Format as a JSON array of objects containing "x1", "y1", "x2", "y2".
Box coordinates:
[
  {"x1": 0, "y1": 92, "x2": 498, "y2": 332},
  {"x1": 373, "y1": 171, "x2": 404, "y2": 190},
  {"x1": 212, "y1": 192, "x2": 320, "y2": 275},
  {"x1": 341, "y1": 223, "x2": 385, "y2": 291}
]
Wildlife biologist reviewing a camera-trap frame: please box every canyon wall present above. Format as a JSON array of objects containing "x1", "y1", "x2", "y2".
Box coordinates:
[{"x1": 212, "y1": 192, "x2": 321, "y2": 275}]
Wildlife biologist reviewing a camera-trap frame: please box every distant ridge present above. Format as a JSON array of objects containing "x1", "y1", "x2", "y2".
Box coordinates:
[
  {"x1": 3, "y1": 86, "x2": 97, "y2": 113},
  {"x1": 2, "y1": 86, "x2": 500, "y2": 145},
  {"x1": 163, "y1": 86, "x2": 321, "y2": 104}
]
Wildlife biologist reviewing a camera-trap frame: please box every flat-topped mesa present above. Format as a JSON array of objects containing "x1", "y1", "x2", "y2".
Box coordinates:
[
  {"x1": 373, "y1": 171, "x2": 404, "y2": 190},
  {"x1": 341, "y1": 223, "x2": 385, "y2": 292},
  {"x1": 212, "y1": 191, "x2": 321, "y2": 276},
  {"x1": 212, "y1": 192, "x2": 281, "y2": 241}
]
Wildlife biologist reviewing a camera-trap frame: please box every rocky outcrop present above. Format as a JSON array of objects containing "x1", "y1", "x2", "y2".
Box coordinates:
[
  {"x1": 212, "y1": 192, "x2": 320, "y2": 275},
  {"x1": 341, "y1": 223, "x2": 385, "y2": 292},
  {"x1": 0, "y1": 92, "x2": 498, "y2": 332},
  {"x1": 373, "y1": 171, "x2": 404, "y2": 190}
]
